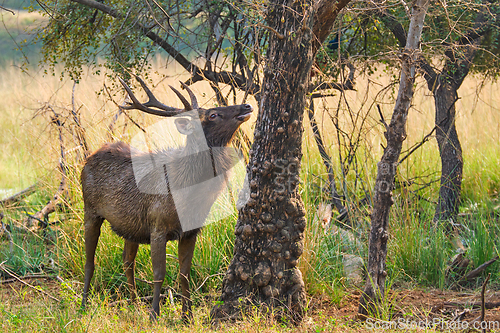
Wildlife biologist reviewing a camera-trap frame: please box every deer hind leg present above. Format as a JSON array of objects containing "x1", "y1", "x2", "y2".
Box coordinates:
[
  {"x1": 178, "y1": 232, "x2": 198, "y2": 322},
  {"x1": 123, "y1": 240, "x2": 140, "y2": 302},
  {"x1": 81, "y1": 212, "x2": 104, "y2": 309}
]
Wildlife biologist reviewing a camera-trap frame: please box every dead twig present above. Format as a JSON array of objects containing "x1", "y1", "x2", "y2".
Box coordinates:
[
  {"x1": 56, "y1": 275, "x2": 82, "y2": 299},
  {"x1": 194, "y1": 272, "x2": 224, "y2": 293},
  {"x1": 481, "y1": 273, "x2": 491, "y2": 333},
  {"x1": 0, "y1": 5, "x2": 15, "y2": 14},
  {"x1": 399, "y1": 125, "x2": 437, "y2": 164},
  {"x1": 108, "y1": 290, "x2": 179, "y2": 307},
  {"x1": 70, "y1": 81, "x2": 89, "y2": 159},
  {"x1": 103, "y1": 83, "x2": 146, "y2": 136},
  {"x1": 311, "y1": 58, "x2": 356, "y2": 93},
  {"x1": 0, "y1": 184, "x2": 37, "y2": 206},
  {"x1": 308, "y1": 97, "x2": 348, "y2": 222},
  {"x1": 377, "y1": 104, "x2": 389, "y2": 131},
  {"x1": 1, "y1": 274, "x2": 56, "y2": 284},
  {"x1": 258, "y1": 23, "x2": 284, "y2": 40},
  {"x1": 0, "y1": 262, "x2": 60, "y2": 302}
]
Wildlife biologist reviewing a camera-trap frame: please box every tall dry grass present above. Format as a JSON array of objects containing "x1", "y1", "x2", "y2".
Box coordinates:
[{"x1": 0, "y1": 61, "x2": 499, "y2": 330}]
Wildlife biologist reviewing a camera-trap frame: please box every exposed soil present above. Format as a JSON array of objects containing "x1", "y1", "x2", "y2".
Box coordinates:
[{"x1": 308, "y1": 287, "x2": 500, "y2": 331}]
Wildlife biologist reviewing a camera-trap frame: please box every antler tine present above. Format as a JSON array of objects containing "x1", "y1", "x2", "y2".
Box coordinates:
[
  {"x1": 179, "y1": 81, "x2": 199, "y2": 109},
  {"x1": 169, "y1": 85, "x2": 193, "y2": 111},
  {"x1": 118, "y1": 76, "x2": 186, "y2": 117},
  {"x1": 134, "y1": 76, "x2": 183, "y2": 112}
]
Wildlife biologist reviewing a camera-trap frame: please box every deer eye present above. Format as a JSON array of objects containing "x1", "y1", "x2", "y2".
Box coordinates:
[{"x1": 209, "y1": 113, "x2": 218, "y2": 120}]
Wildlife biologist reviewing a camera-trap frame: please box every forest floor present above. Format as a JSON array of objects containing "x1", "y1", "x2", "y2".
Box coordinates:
[{"x1": 1, "y1": 278, "x2": 499, "y2": 332}]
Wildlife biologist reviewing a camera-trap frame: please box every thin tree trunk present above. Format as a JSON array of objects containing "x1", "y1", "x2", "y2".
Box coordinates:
[
  {"x1": 211, "y1": 0, "x2": 351, "y2": 324},
  {"x1": 424, "y1": 4, "x2": 492, "y2": 224},
  {"x1": 376, "y1": 1, "x2": 496, "y2": 229},
  {"x1": 358, "y1": 0, "x2": 429, "y2": 317},
  {"x1": 433, "y1": 84, "x2": 463, "y2": 224}
]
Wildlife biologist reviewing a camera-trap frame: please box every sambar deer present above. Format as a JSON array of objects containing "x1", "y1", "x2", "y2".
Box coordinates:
[{"x1": 80, "y1": 76, "x2": 252, "y2": 321}]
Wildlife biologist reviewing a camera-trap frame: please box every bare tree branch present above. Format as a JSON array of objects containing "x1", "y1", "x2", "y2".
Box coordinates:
[
  {"x1": 0, "y1": 5, "x2": 15, "y2": 14},
  {"x1": 308, "y1": 98, "x2": 348, "y2": 221}
]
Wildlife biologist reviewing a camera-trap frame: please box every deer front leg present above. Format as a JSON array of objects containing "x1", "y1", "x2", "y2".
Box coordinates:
[
  {"x1": 81, "y1": 214, "x2": 103, "y2": 309},
  {"x1": 150, "y1": 233, "x2": 167, "y2": 320},
  {"x1": 123, "y1": 240, "x2": 140, "y2": 302},
  {"x1": 178, "y1": 232, "x2": 197, "y2": 322}
]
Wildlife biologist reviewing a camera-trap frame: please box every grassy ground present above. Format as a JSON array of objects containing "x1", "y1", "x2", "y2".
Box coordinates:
[{"x1": 0, "y1": 59, "x2": 499, "y2": 332}]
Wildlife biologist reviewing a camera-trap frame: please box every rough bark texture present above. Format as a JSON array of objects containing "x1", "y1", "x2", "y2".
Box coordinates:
[
  {"x1": 210, "y1": 1, "x2": 314, "y2": 323},
  {"x1": 419, "y1": 4, "x2": 493, "y2": 224},
  {"x1": 211, "y1": 0, "x2": 350, "y2": 324},
  {"x1": 377, "y1": 2, "x2": 496, "y2": 226},
  {"x1": 358, "y1": 0, "x2": 429, "y2": 317},
  {"x1": 433, "y1": 83, "x2": 463, "y2": 223},
  {"x1": 430, "y1": 21, "x2": 487, "y2": 223}
]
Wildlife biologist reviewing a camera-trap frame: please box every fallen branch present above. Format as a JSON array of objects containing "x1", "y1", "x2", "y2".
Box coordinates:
[
  {"x1": 26, "y1": 110, "x2": 69, "y2": 229},
  {"x1": 0, "y1": 184, "x2": 37, "y2": 206},
  {"x1": 0, "y1": 262, "x2": 60, "y2": 302},
  {"x1": 462, "y1": 256, "x2": 499, "y2": 282},
  {"x1": 0, "y1": 274, "x2": 56, "y2": 284},
  {"x1": 26, "y1": 176, "x2": 67, "y2": 229}
]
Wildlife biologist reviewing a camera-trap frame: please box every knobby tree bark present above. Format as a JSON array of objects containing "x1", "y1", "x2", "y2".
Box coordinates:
[
  {"x1": 211, "y1": 0, "x2": 350, "y2": 324},
  {"x1": 358, "y1": 0, "x2": 429, "y2": 317}
]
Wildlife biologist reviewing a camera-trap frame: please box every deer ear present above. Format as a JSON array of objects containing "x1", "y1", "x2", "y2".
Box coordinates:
[{"x1": 174, "y1": 118, "x2": 193, "y2": 135}]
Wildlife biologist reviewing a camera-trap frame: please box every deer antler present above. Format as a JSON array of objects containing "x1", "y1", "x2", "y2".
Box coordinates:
[
  {"x1": 118, "y1": 76, "x2": 190, "y2": 116},
  {"x1": 179, "y1": 81, "x2": 199, "y2": 109},
  {"x1": 169, "y1": 85, "x2": 193, "y2": 111}
]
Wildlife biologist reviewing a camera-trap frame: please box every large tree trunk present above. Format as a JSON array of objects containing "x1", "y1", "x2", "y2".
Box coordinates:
[
  {"x1": 210, "y1": 1, "x2": 314, "y2": 323},
  {"x1": 433, "y1": 84, "x2": 463, "y2": 223},
  {"x1": 211, "y1": 0, "x2": 350, "y2": 324},
  {"x1": 358, "y1": 0, "x2": 429, "y2": 317}
]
